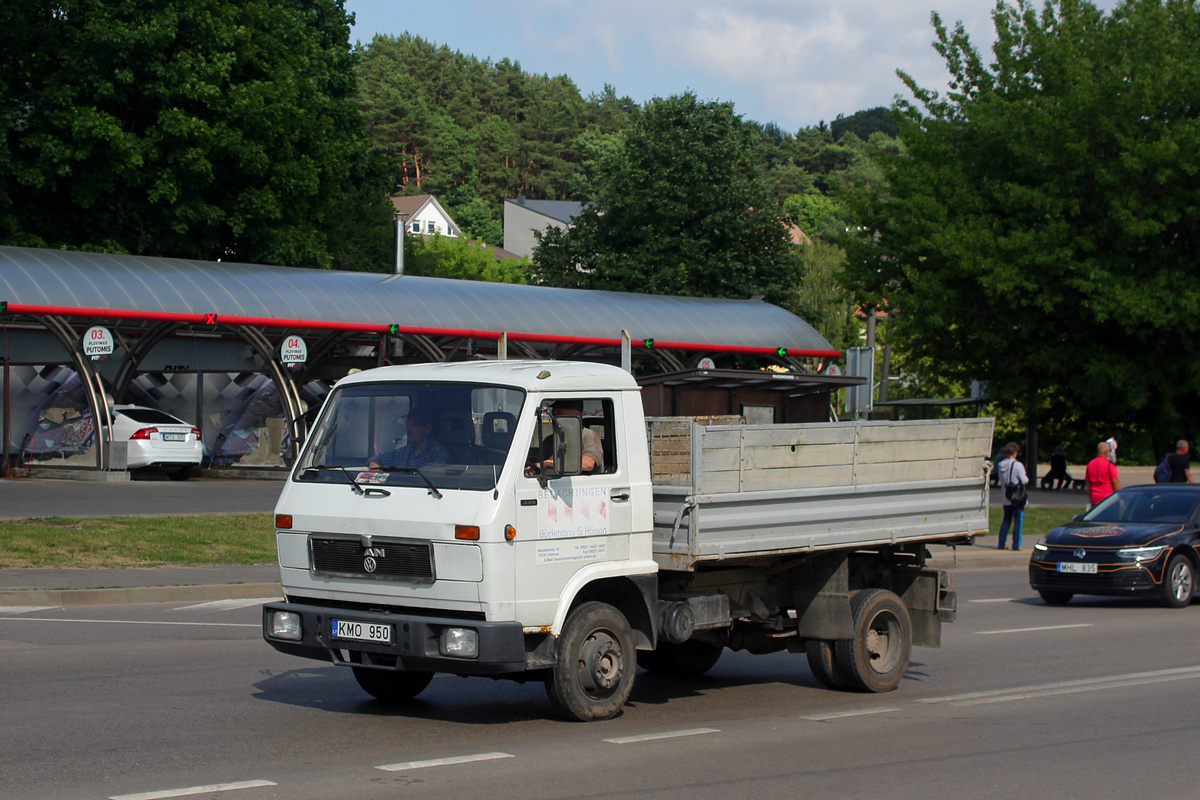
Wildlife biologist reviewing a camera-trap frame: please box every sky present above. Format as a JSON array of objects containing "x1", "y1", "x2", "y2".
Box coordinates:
[{"x1": 344, "y1": 1, "x2": 1120, "y2": 132}]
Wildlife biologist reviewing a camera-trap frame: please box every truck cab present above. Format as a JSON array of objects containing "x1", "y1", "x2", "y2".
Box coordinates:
[{"x1": 263, "y1": 361, "x2": 658, "y2": 719}]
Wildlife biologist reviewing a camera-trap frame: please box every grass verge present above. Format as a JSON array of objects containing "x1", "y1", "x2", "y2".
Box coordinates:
[
  {"x1": 982, "y1": 505, "x2": 1081, "y2": 543},
  {"x1": 0, "y1": 514, "x2": 274, "y2": 568},
  {"x1": 0, "y1": 505, "x2": 1084, "y2": 569}
]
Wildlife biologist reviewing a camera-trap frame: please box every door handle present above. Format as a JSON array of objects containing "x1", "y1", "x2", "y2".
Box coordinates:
[{"x1": 611, "y1": 491, "x2": 630, "y2": 502}]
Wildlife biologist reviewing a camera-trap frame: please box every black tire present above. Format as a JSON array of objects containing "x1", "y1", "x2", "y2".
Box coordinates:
[
  {"x1": 834, "y1": 589, "x2": 912, "y2": 693},
  {"x1": 545, "y1": 601, "x2": 635, "y2": 721},
  {"x1": 805, "y1": 639, "x2": 851, "y2": 690},
  {"x1": 351, "y1": 667, "x2": 433, "y2": 702},
  {"x1": 167, "y1": 467, "x2": 192, "y2": 481},
  {"x1": 1161, "y1": 553, "x2": 1195, "y2": 609},
  {"x1": 637, "y1": 639, "x2": 723, "y2": 677},
  {"x1": 1038, "y1": 589, "x2": 1073, "y2": 606}
]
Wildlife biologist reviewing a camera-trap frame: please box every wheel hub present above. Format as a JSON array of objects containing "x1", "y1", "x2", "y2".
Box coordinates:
[
  {"x1": 578, "y1": 630, "x2": 622, "y2": 694},
  {"x1": 1172, "y1": 563, "x2": 1192, "y2": 600}
]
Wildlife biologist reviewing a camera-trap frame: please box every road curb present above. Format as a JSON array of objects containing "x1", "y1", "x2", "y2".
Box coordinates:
[{"x1": 0, "y1": 582, "x2": 281, "y2": 608}]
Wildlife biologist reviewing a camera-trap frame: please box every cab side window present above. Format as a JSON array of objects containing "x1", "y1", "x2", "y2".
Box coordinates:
[{"x1": 529, "y1": 398, "x2": 617, "y2": 475}]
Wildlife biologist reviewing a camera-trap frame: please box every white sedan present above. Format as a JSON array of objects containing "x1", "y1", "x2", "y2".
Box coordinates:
[{"x1": 112, "y1": 405, "x2": 204, "y2": 479}]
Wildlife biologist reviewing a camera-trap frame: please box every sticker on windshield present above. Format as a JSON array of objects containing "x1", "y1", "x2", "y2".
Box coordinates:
[{"x1": 356, "y1": 471, "x2": 388, "y2": 484}]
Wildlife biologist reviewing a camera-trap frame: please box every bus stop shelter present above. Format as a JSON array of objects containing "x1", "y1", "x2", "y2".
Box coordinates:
[{"x1": 0, "y1": 246, "x2": 844, "y2": 476}]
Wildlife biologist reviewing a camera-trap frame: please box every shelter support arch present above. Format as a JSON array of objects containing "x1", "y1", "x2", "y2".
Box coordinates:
[{"x1": 33, "y1": 315, "x2": 114, "y2": 469}]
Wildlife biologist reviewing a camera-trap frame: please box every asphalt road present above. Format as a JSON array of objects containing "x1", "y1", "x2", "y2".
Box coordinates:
[
  {"x1": 0, "y1": 475, "x2": 286, "y2": 519},
  {"x1": 3, "y1": 567, "x2": 1199, "y2": 800}
]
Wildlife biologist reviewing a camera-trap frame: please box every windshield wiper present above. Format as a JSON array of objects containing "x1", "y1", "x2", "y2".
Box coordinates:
[
  {"x1": 388, "y1": 467, "x2": 443, "y2": 499},
  {"x1": 318, "y1": 465, "x2": 363, "y2": 495}
]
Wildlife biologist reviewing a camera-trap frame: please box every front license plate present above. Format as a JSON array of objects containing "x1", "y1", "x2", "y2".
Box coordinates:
[
  {"x1": 161, "y1": 433, "x2": 185, "y2": 442},
  {"x1": 332, "y1": 619, "x2": 392, "y2": 644},
  {"x1": 1058, "y1": 562, "x2": 1098, "y2": 574}
]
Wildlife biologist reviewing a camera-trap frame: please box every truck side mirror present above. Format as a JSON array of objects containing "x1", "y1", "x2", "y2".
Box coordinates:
[{"x1": 552, "y1": 414, "x2": 583, "y2": 476}]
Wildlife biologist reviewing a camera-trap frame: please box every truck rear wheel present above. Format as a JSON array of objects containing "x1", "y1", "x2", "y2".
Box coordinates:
[
  {"x1": 545, "y1": 601, "x2": 635, "y2": 721},
  {"x1": 351, "y1": 667, "x2": 433, "y2": 702},
  {"x1": 805, "y1": 639, "x2": 851, "y2": 690},
  {"x1": 637, "y1": 639, "x2": 723, "y2": 677},
  {"x1": 834, "y1": 589, "x2": 912, "y2": 693}
]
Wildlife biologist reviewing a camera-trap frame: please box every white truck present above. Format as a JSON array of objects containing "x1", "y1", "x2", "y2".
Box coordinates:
[{"x1": 263, "y1": 360, "x2": 992, "y2": 721}]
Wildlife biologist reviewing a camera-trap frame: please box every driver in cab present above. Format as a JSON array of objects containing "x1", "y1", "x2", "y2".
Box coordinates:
[{"x1": 527, "y1": 400, "x2": 604, "y2": 475}]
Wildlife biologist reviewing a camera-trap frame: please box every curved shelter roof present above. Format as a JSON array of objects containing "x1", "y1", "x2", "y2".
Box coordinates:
[{"x1": 0, "y1": 246, "x2": 837, "y2": 357}]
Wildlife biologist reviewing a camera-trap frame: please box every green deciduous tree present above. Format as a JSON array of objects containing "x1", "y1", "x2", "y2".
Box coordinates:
[
  {"x1": 402, "y1": 233, "x2": 529, "y2": 284},
  {"x1": 531, "y1": 92, "x2": 800, "y2": 307},
  {"x1": 845, "y1": 0, "x2": 1200, "y2": 449},
  {"x1": 0, "y1": 0, "x2": 391, "y2": 269}
]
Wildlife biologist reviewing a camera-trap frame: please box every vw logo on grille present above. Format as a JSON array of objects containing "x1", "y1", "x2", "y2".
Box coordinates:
[
  {"x1": 363, "y1": 556, "x2": 377, "y2": 573},
  {"x1": 1073, "y1": 548, "x2": 1086, "y2": 559}
]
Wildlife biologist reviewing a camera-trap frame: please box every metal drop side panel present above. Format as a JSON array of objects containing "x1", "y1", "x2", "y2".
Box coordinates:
[{"x1": 648, "y1": 417, "x2": 993, "y2": 569}]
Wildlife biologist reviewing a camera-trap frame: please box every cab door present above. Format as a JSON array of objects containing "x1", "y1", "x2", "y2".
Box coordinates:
[{"x1": 512, "y1": 396, "x2": 630, "y2": 626}]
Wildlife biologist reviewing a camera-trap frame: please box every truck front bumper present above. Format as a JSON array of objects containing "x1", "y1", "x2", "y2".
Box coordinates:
[{"x1": 263, "y1": 600, "x2": 528, "y2": 674}]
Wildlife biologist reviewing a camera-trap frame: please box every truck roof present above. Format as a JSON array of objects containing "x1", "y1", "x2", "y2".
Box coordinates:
[{"x1": 336, "y1": 360, "x2": 641, "y2": 393}]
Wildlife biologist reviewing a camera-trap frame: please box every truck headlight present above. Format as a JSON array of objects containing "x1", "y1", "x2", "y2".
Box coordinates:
[
  {"x1": 269, "y1": 610, "x2": 302, "y2": 641},
  {"x1": 440, "y1": 627, "x2": 478, "y2": 658}
]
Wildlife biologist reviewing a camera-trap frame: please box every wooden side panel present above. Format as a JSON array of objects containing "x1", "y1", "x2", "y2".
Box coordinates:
[{"x1": 649, "y1": 417, "x2": 996, "y2": 494}]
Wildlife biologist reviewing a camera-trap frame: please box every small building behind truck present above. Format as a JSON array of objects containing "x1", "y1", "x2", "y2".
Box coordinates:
[{"x1": 263, "y1": 360, "x2": 991, "y2": 721}]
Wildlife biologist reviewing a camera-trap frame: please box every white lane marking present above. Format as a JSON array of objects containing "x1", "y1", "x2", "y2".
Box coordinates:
[
  {"x1": 377, "y1": 752, "x2": 514, "y2": 772},
  {"x1": 604, "y1": 728, "x2": 721, "y2": 744},
  {"x1": 110, "y1": 778, "x2": 275, "y2": 800},
  {"x1": 0, "y1": 606, "x2": 58, "y2": 614},
  {"x1": 920, "y1": 666, "x2": 1200, "y2": 707},
  {"x1": 802, "y1": 707, "x2": 901, "y2": 721},
  {"x1": 0, "y1": 617, "x2": 256, "y2": 628},
  {"x1": 976, "y1": 623, "x2": 1092, "y2": 635},
  {"x1": 172, "y1": 598, "x2": 277, "y2": 612},
  {"x1": 969, "y1": 598, "x2": 1018, "y2": 603}
]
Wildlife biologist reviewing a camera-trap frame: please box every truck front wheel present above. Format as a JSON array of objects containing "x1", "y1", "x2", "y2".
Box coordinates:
[
  {"x1": 351, "y1": 667, "x2": 433, "y2": 702},
  {"x1": 546, "y1": 601, "x2": 635, "y2": 721},
  {"x1": 834, "y1": 589, "x2": 912, "y2": 693}
]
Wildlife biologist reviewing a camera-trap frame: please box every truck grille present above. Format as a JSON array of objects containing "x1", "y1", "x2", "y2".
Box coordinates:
[{"x1": 309, "y1": 535, "x2": 434, "y2": 583}]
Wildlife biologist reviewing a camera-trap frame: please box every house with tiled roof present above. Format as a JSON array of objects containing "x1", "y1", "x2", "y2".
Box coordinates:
[{"x1": 390, "y1": 194, "x2": 462, "y2": 238}]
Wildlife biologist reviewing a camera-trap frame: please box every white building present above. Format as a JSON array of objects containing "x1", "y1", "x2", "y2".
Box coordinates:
[{"x1": 390, "y1": 194, "x2": 462, "y2": 238}]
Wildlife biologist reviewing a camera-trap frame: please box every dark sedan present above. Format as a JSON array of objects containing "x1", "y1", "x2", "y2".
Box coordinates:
[{"x1": 1029, "y1": 485, "x2": 1200, "y2": 607}]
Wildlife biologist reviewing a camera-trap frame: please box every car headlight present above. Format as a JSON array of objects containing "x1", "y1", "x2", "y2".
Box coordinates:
[
  {"x1": 1115, "y1": 545, "x2": 1167, "y2": 561},
  {"x1": 1033, "y1": 542, "x2": 1049, "y2": 551}
]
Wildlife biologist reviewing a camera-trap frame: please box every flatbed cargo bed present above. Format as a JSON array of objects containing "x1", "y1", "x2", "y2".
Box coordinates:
[{"x1": 647, "y1": 417, "x2": 993, "y2": 570}]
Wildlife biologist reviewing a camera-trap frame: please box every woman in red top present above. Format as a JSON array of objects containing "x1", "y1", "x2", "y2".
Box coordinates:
[{"x1": 1085, "y1": 441, "x2": 1122, "y2": 507}]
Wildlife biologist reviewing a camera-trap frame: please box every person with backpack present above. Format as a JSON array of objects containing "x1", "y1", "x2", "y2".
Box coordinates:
[
  {"x1": 1167, "y1": 440, "x2": 1193, "y2": 483},
  {"x1": 997, "y1": 442, "x2": 1028, "y2": 551}
]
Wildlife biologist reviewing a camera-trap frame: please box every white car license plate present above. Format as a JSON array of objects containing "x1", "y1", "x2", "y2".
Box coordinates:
[
  {"x1": 161, "y1": 433, "x2": 185, "y2": 442},
  {"x1": 332, "y1": 619, "x2": 392, "y2": 644},
  {"x1": 1058, "y1": 562, "x2": 1098, "y2": 574}
]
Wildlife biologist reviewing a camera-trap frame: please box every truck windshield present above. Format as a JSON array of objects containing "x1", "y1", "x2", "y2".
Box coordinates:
[{"x1": 294, "y1": 381, "x2": 526, "y2": 492}]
